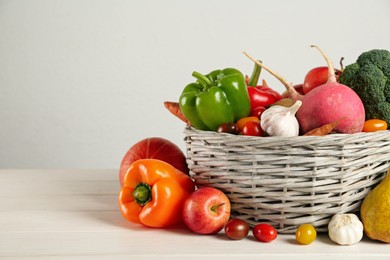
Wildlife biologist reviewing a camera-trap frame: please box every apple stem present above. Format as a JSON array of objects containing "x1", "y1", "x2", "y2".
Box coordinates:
[{"x1": 211, "y1": 203, "x2": 225, "y2": 213}]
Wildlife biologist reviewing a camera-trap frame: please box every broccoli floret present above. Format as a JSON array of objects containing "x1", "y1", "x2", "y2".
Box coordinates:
[{"x1": 339, "y1": 49, "x2": 390, "y2": 125}]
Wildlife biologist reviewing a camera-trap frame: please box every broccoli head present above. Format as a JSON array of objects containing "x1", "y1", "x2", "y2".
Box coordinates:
[{"x1": 339, "y1": 49, "x2": 390, "y2": 126}]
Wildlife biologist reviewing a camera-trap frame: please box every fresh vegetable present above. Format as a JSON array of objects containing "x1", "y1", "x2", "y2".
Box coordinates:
[
  {"x1": 164, "y1": 101, "x2": 191, "y2": 125},
  {"x1": 241, "y1": 121, "x2": 264, "y2": 136},
  {"x1": 362, "y1": 119, "x2": 388, "y2": 132},
  {"x1": 295, "y1": 224, "x2": 317, "y2": 245},
  {"x1": 217, "y1": 122, "x2": 239, "y2": 135},
  {"x1": 118, "y1": 159, "x2": 195, "y2": 227},
  {"x1": 252, "y1": 223, "x2": 278, "y2": 242},
  {"x1": 244, "y1": 46, "x2": 366, "y2": 134},
  {"x1": 303, "y1": 66, "x2": 342, "y2": 94},
  {"x1": 236, "y1": 116, "x2": 260, "y2": 132},
  {"x1": 246, "y1": 60, "x2": 283, "y2": 115},
  {"x1": 236, "y1": 116, "x2": 263, "y2": 136},
  {"x1": 119, "y1": 137, "x2": 189, "y2": 186},
  {"x1": 271, "y1": 98, "x2": 295, "y2": 108},
  {"x1": 250, "y1": 106, "x2": 267, "y2": 118},
  {"x1": 339, "y1": 49, "x2": 390, "y2": 126},
  {"x1": 303, "y1": 119, "x2": 341, "y2": 136},
  {"x1": 179, "y1": 68, "x2": 251, "y2": 131},
  {"x1": 281, "y1": 84, "x2": 303, "y2": 98},
  {"x1": 260, "y1": 101, "x2": 302, "y2": 137},
  {"x1": 182, "y1": 187, "x2": 231, "y2": 234},
  {"x1": 224, "y1": 219, "x2": 250, "y2": 240},
  {"x1": 328, "y1": 213, "x2": 363, "y2": 245}
]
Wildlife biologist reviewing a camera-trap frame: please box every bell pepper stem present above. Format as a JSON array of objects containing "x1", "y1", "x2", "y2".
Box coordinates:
[
  {"x1": 133, "y1": 183, "x2": 152, "y2": 206},
  {"x1": 248, "y1": 59, "x2": 262, "y2": 87},
  {"x1": 192, "y1": 71, "x2": 213, "y2": 91}
]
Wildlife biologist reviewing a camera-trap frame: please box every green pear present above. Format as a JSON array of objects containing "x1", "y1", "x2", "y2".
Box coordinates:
[{"x1": 360, "y1": 170, "x2": 390, "y2": 243}]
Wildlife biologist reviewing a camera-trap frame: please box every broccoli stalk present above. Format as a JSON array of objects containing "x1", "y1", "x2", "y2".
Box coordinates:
[{"x1": 339, "y1": 49, "x2": 390, "y2": 127}]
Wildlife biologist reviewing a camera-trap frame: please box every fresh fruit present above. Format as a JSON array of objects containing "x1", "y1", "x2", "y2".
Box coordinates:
[
  {"x1": 252, "y1": 223, "x2": 278, "y2": 242},
  {"x1": 247, "y1": 82, "x2": 283, "y2": 112},
  {"x1": 179, "y1": 68, "x2": 251, "y2": 131},
  {"x1": 224, "y1": 219, "x2": 250, "y2": 240},
  {"x1": 236, "y1": 117, "x2": 260, "y2": 132},
  {"x1": 119, "y1": 137, "x2": 189, "y2": 186},
  {"x1": 217, "y1": 122, "x2": 239, "y2": 135},
  {"x1": 244, "y1": 46, "x2": 366, "y2": 134},
  {"x1": 236, "y1": 116, "x2": 264, "y2": 137},
  {"x1": 246, "y1": 60, "x2": 283, "y2": 115},
  {"x1": 182, "y1": 187, "x2": 231, "y2": 235},
  {"x1": 362, "y1": 119, "x2": 388, "y2": 132},
  {"x1": 118, "y1": 159, "x2": 195, "y2": 227},
  {"x1": 295, "y1": 224, "x2": 317, "y2": 245},
  {"x1": 303, "y1": 66, "x2": 341, "y2": 94},
  {"x1": 249, "y1": 106, "x2": 267, "y2": 118},
  {"x1": 360, "y1": 170, "x2": 390, "y2": 243},
  {"x1": 241, "y1": 121, "x2": 264, "y2": 136}
]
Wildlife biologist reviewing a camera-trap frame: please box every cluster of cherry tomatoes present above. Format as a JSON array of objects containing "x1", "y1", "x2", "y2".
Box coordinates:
[
  {"x1": 217, "y1": 116, "x2": 264, "y2": 137},
  {"x1": 224, "y1": 218, "x2": 317, "y2": 245}
]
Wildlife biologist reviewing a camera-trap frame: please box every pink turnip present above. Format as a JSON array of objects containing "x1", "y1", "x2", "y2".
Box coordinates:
[{"x1": 243, "y1": 46, "x2": 365, "y2": 134}]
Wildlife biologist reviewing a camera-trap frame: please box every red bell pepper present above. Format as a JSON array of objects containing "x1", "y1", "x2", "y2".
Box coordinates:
[{"x1": 246, "y1": 60, "x2": 282, "y2": 117}]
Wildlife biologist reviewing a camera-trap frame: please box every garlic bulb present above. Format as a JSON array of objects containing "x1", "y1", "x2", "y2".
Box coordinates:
[
  {"x1": 328, "y1": 213, "x2": 363, "y2": 245},
  {"x1": 260, "y1": 100, "x2": 302, "y2": 137}
]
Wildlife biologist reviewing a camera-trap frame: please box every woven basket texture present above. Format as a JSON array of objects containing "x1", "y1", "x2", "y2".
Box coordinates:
[{"x1": 184, "y1": 127, "x2": 390, "y2": 233}]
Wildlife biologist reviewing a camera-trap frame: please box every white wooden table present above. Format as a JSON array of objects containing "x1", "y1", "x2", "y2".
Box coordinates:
[{"x1": 1, "y1": 169, "x2": 389, "y2": 259}]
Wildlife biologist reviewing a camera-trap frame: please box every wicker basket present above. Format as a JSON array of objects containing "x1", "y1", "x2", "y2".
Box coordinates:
[{"x1": 184, "y1": 126, "x2": 390, "y2": 233}]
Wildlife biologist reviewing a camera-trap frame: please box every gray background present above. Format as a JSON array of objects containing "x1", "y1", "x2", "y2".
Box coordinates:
[{"x1": 1, "y1": 0, "x2": 389, "y2": 169}]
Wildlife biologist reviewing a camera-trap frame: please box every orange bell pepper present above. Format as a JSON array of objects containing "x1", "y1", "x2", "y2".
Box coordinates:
[{"x1": 118, "y1": 159, "x2": 195, "y2": 228}]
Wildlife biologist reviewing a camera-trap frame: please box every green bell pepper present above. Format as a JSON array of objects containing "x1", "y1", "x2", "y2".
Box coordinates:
[{"x1": 179, "y1": 68, "x2": 251, "y2": 131}]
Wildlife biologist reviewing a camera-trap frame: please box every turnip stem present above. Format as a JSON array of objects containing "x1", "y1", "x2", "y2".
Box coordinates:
[
  {"x1": 310, "y1": 45, "x2": 337, "y2": 83},
  {"x1": 243, "y1": 51, "x2": 302, "y2": 100}
]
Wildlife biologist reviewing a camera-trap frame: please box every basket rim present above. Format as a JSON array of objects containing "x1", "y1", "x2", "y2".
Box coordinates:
[{"x1": 184, "y1": 126, "x2": 390, "y2": 141}]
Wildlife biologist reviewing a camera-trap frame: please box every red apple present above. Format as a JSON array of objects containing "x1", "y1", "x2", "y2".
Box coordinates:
[
  {"x1": 119, "y1": 137, "x2": 189, "y2": 186},
  {"x1": 182, "y1": 187, "x2": 231, "y2": 234},
  {"x1": 303, "y1": 66, "x2": 342, "y2": 94}
]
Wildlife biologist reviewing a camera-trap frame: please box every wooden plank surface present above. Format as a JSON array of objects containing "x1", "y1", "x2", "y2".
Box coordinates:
[{"x1": 0, "y1": 169, "x2": 389, "y2": 259}]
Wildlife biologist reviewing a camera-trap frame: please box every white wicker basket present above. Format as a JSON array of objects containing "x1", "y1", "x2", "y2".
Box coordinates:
[{"x1": 184, "y1": 126, "x2": 390, "y2": 233}]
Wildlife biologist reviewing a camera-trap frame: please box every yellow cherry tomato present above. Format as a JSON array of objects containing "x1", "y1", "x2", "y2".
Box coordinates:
[
  {"x1": 295, "y1": 224, "x2": 317, "y2": 245},
  {"x1": 362, "y1": 119, "x2": 388, "y2": 132}
]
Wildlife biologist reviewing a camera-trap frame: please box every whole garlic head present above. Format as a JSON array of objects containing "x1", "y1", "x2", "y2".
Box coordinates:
[
  {"x1": 260, "y1": 100, "x2": 302, "y2": 137},
  {"x1": 328, "y1": 213, "x2": 364, "y2": 245}
]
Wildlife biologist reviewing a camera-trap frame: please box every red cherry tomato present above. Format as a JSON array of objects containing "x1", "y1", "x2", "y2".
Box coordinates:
[
  {"x1": 236, "y1": 117, "x2": 260, "y2": 132},
  {"x1": 362, "y1": 119, "x2": 388, "y2": 132},
  {"x1": 224, "y1": 219, "x2": 250, "y2": 240},
  {"x1": 241, "y1": 121, "x2": 264, "y2": 137},
  {"x1": 252, "y1": 223, "x2": 277, "y2": 242},
  {"x1": 217, "y1": 122, "x2": 239, "y2": 135}
]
